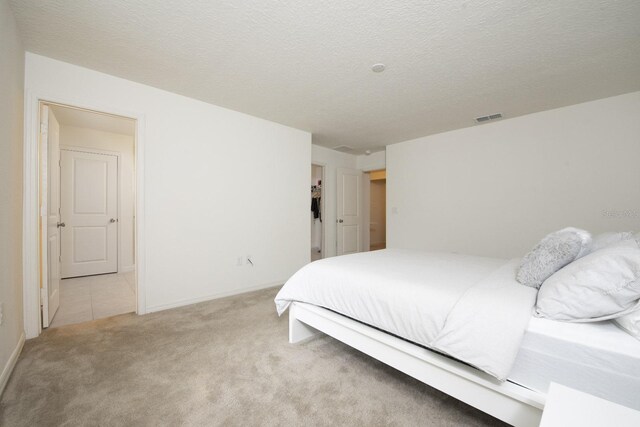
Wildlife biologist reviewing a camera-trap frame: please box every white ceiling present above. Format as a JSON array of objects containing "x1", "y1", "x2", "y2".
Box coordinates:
[
  {"x1": 49, "y1": 104, "x2": 136, "y2": 136},
  {"x1": 11, "y1": 1, "x2": 640, "y2": 153}
]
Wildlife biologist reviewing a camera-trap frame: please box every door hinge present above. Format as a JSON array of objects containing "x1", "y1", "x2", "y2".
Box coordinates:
[{"x1": 40, "y1": 123, "x2": 48, "y2": 133}]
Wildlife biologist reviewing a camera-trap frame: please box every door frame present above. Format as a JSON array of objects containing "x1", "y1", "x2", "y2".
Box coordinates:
[
  {"x1": 311, "y1": 163, "x2": 326, "y2": 259},
  {"x1": 60, "y1": 146, "x2": 122, "y2": 277},
  {"x1": 23, "y1": 92, "x2": 147, "y2": 339}
]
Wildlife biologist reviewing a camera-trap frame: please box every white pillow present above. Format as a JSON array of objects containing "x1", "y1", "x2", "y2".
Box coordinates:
[
  {"x1": 588, "y1": 231, "x2": 634, "y2": 253},
  {"x1": 614, "y1": 305, "x2": 640, "y2": 340},
  {"x1": 536, "y1": 239, "x2": 640, "y2": 322},
  {"x1": 516, "y1": 227, "x2": 592, "y2": 289}
]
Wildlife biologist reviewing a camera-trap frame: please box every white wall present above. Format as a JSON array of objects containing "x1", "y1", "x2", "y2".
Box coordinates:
[
  {"x1": 388, "y1": 91, "x2": 640, "y2": 259},
  {"x1": 0, "y1": 0, "x2": 24, "y2": 392},
  {"x1": 311, "y1": 145, "x2": 357, "y2": 258},
  {"x1": 59, "y1": 126, "x2": 136, "y2": 272},
  {"x1": 357, "y1": 150, "x2": 386, "y2": 171},
  {"x1": 26, "y1": 53, "x2": 311, "y2": 312}
]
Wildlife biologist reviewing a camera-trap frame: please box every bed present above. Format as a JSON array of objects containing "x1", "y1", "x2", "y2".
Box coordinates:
[{"x1": 274, "y1": 249, "x2": 640, "y2": 427}]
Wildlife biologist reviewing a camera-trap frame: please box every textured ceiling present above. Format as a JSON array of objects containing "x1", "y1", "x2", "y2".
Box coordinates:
[
  {"x1": 50, "y1": 104, "x2": 136, "y2": 136},
  {"x1": 11, "y1": 0, "x2": 640, "y2": 153}
]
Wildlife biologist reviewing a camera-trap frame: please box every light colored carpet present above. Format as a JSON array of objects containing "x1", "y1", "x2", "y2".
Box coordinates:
[{"x1": 0, "y1": 287, "x2": 506, "y2": 426}]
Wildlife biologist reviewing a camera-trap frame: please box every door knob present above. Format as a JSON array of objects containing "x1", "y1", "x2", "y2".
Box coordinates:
[
  {"x1": 338, "y1": 219, "x2": 344, "y2": 223},
  {"x1": 110, "y1": 218, "x2": 117, "y2": 223},
  {"x1": 56, "y1": 222, "x2": 65, "y2": 228}
]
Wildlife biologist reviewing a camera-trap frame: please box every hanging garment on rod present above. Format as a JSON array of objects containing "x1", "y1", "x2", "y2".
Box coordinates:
[
  {"x1": 311, "y1": 185, "x2": 322, "y2": 221},
  {"x1": 311, "y1": 197, "x2": 320, "y2": 220}
]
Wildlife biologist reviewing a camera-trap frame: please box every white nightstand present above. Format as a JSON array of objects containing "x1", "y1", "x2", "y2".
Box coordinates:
[{"x1": 540, "y1": 383, "x2": 640, "y2": 427}]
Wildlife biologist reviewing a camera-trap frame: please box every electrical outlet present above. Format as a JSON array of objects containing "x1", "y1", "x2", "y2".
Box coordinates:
[
  {"x1": 0, "y1": 302, "x2": 4, "y2": 326},
  {"x1": 236, "y1": 257, "x2": 243, "y2": 266}
]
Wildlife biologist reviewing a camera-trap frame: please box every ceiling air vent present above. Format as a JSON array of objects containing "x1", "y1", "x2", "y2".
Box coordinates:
[
  {"x1": 475, "y1": 113, "x2": 503, "y2": 123},
  {"x1": 333, "y1": 145, "x2": 355, "y2": 153}
]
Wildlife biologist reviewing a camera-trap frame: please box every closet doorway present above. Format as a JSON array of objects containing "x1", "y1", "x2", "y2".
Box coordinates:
[
  {"x1": 368, "y1": 169, "x2": 386, "y2": 251},
  {"x1": 311, "y1": 164, "x2": 325, "y2": 261}
]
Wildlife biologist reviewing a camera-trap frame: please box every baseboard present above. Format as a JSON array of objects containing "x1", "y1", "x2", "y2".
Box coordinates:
[
  {"x1": 119, "y1": 265, "x2": 135, "y2": 273},
  {"x1": 0, "y1": 331, "x2": 25, "y2": 398},
  {"x1": 146, "y1": 280, "x2": 285, "y2": 313}
]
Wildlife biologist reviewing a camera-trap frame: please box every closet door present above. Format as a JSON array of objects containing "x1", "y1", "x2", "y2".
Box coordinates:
[
  {"x1": 60, "y1": 149, "x2": 118, "y2": 278},
  {"x1": 336, "y1": 168, "x2": 363, "y2": 255}
]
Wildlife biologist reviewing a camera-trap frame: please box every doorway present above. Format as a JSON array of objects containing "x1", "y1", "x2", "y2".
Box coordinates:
[
  {"x1": 39, "y1": 103, "x2": 137, "y2": 329},
  {"x1": 368, "y1": 169, "x2": 386, "y2": 251},
  {"x1": 311, "y1": 164, "x2": 325, "y2": 261}
]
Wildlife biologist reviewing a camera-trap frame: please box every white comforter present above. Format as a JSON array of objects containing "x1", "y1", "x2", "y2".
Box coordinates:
[{"x1": 275, "y1": 249, "x2": 537, "y2": 380}]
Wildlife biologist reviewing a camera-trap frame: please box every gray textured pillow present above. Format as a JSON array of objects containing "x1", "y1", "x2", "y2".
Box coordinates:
[
  {"x1": 536, "y1": 239, "x2": 640, "y2": 322},
  {"x1": 516, "y1": 227, "x2": 591, "y2": 289}
]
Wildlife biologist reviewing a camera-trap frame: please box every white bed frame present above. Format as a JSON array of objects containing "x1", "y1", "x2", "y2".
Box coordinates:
[{"x1": 289, "y1": 302, "x2": 546, "y2": 427}]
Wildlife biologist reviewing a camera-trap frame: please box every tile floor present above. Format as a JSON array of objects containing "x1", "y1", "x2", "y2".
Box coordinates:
[{"x1": 49, "y1": 271, "x2": 136, "y2": 328}]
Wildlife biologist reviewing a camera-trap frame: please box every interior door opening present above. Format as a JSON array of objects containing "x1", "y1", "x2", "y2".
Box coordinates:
[
  {"x1": 368, "y1": 169, "x2": 386, "y2": 251},
  {"x1": 39, "y1": 102, "x2": 137, "y2": 329},
  {"x1": 311, "y1": 164, "x2": 325, "y2": 261}
]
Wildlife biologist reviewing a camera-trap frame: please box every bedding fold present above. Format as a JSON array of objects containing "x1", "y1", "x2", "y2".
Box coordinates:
[{"x1": 275, "y1": 249, "x2": 537, "y2": 380}]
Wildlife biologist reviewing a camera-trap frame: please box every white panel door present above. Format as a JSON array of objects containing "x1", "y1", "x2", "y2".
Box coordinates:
[
  {"x1": 61, "y1": 149, "x2": 118, "y2": 278},
  {"x1": 337, "y1": 168, "x2": 363, "y2": 256},
  {"x1": 40, "y1": 105, "x2": 61, "y2": 327}
]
